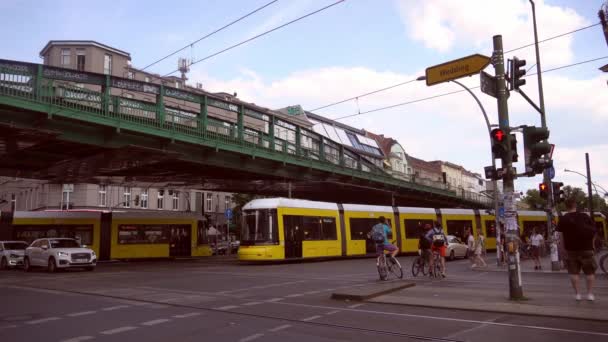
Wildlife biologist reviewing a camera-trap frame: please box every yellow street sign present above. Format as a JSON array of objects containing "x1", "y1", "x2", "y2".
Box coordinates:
[{"x1": 425, "y1": 54, "x2": 491, "y2": 86}]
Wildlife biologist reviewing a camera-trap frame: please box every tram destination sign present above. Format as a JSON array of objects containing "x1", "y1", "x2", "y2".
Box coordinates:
[{"x1": 425, "y1": 54, "x2": 491, "y2": 86}]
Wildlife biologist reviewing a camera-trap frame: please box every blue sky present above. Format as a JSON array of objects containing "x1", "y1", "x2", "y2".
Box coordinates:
[{"x1": 2, "y1": 0, "x2": 608, "y2": 196}]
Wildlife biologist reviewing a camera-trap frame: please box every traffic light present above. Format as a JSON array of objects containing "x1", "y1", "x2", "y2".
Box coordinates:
[
  {"x1": 522, "y1": 126, "x2": 551, "y2": 175},
  {"x1": 539, "y1": 182, "x2": 549, "y2": 199},
  {"x1": 510, "y1": 134, "x2": 518, "y2": 163},
  {"x1": 491, "y1": 128, "x2": 508, "y2": 160},
  {"x1": 552, "y1": 182, "x2": 564, "y2": 203},
  {"x1": 509, "y1": 57, "x2": 526, "y2": 90}
]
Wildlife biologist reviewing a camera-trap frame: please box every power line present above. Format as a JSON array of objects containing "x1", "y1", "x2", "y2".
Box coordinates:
[
  {"x1": 311, "y1": 22, "x2": 600, "y2": 112},
  {"x1": 140, "y1": 0, "x2": 279, "y2": 71},
  {"x1": 163, "y1": 0, "x2": 346, "y2": 77},
  {"x1": 331, "y1": 55, "x2": 608, "y2": 122}
]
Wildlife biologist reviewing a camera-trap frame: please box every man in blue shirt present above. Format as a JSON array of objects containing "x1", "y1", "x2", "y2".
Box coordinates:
[{"x1": 371, "y1": 216, "x2": 398, "y2": 258}]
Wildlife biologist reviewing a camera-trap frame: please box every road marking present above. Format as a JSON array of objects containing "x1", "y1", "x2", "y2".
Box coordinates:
[
  {"x1": 274, "y1": 302, "x2": 608, "y2": 337},
  {"x1": 266, "y1": 298, "x2": 283, "y2": 302},
  {"x1": 348, "y1": 303, "x2": 364, "y2": 309},
  {"x1": 214, "y1": 305, "x2": 239, "y2": 310},
  {"x1": 242, "y1": 302, "x2": 263, "y2": 306},
  {"x1": 101, "y1": 305, "x2": 130, "y2": 311},
  {"x1": 60, "y1": 336, "x2": 94, "y2": 342},
  {"x1": 100, "y1": 326, "x2": 138, "y2": 335},
  {"x1": 239, "y1": 333, "x2": 264, "y2": 342},
  {"x1": 141, "y1": 319, "x2": 171, "y2": 326},
  {"x1": 173, "y1": 312, "x2": 201, "y2": 318},
  {"x1": 268, "y1": 324, "x2": 292, "y2": 332},
  {"x1": 305, "y1": 291, "x2": 321, "y2": 295},
  {"x1": 67, "y1": 311, "x2": 97, "y2": 317},
  {"x1": 285, "y1": 294, "x2": 303, "y2": 298},
  {"x1": 219, "y1": 280, "x2": 307, "y2": 294},
  {"x1": 25, "y1": 317, "x2": 61, "y2": 325},
  {"x1": 301, "y1": 315, "x2": 322, "y2": 322},
  {"x1": 0, "y1": 325, "x2": 18, "y2": 330},
  {"x1": 325, "y1": 310, "x2": 340, "y2": 315}
]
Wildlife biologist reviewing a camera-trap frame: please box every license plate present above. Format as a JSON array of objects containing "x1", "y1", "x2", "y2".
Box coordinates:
[{"x1": 75, "y1": 259, "x2": 88, "y2": 263}]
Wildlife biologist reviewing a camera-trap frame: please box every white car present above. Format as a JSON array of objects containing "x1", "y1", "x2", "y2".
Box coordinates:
[
  {"x1": 446, "y1": 235, "x2": 469, "y2": 260},
  {"x1": 24, "y1": 238, "x2": 97, "y2": 272},
  {"x1": 0, "y1": 241, "x2": 29, "y2": 269}
]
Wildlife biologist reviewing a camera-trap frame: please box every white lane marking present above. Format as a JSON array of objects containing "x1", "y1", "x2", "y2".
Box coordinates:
[
  {"x1": 67, "y1": 311, "x2": 96, "y2": 317},
  {"x1": 305, "y1": 291, "x2": 321, "y2": 295},
  {"x1": 0, "y1": 325, "x2": 18, "y2": 329},
  {"x1": 100, "y1": 326, "x2": 138, "y2": 335},
  {"x1": 214, "y1": 305, "x2": 239, "y2": 310},
  {"x1": 60, "y1": 336, "x2": 94, "y2": 342},
  {"x1": 273, "y1": 302, "x2": 608, "y2": 337},
  {"x1": 141, "y1": 319, "x2": 171, "y2": 326},
  {"x1": 239, "y1": 333, "x2": 264, "y2": 342},
  {"x1": 173, "y1": 312, "x2": 201, "y2": 318},
  {"x1": 219, "y1": 280, "x2": 308, "y2": 294},
  {"x1": 268, "y1": 324, "x2": 292, "y2": 332},
  {"x1": 301, "y1": 315, "x2": 322, "y2": 322},
  {"x1": 348, "y1": 304, "x2": 364, "y2": 309},
  {"x1": 26, "y1": 317, "x2": 61, "y2": 325},
  {"x1": 285, "y1": 294, "x2": 304, "y2": 298},
  {"x1": 242, "y1": 302, "x2": 263, "y2": 306},
  {"x1": 325, "y1": 310, "x2": 341, "y2": 315},
  {"x1": 266, "y1": 298, "x2": 283, "y2": 302},
  {"x1": 101, "y1": 305, "x2": 130, "y2": 311}
]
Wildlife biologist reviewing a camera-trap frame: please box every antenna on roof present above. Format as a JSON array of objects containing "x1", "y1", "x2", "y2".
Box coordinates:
[{"x1": 178, "y1": 58, "x2": 190, "y2": 81}]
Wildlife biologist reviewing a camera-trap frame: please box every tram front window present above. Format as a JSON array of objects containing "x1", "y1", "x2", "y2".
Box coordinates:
[{"x1": 241, "y1": 209, "x2": 278, "y2": 245}]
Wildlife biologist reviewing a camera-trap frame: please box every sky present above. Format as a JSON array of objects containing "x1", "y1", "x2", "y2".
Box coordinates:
[{"x1": 2, "y1": 0, "x2": 608, "y2": 197}]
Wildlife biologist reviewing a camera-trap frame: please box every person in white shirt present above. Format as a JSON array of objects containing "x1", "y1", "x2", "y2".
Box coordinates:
[
  {"x1": 473, "y1": 231, "x2": 487, "y2": 267},
  {"x1": 530, "y1": 229, "x2": 544, "y2": 270}
]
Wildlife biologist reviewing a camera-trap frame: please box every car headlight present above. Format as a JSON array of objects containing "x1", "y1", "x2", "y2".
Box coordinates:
[
  {"x1": 9, "y1": 254, "x2": 19, "y2": 258},
  {"x1": 91, "y1": 251, "x2": 96, "y2": 257},
  {"x1": 58, "y1": 252, "x2": 69, "y2": 257}
]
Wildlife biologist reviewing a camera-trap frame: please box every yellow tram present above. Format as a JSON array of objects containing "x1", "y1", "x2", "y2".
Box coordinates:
[
  {"x1": 0, "y1": 210, "x2": 212, "y2": 260},
  {"x1": 237, "y1": 198, "x2": 608, "y2": 261}
]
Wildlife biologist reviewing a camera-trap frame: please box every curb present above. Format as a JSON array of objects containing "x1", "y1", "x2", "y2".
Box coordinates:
[{"x1": 331, "y1": 281, "x2": 416, "y2": 301}]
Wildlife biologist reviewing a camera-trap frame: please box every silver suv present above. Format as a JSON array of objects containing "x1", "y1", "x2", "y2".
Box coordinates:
[
  {"x1": 24, "y1": 238, "x2": 97, "y2": 272},
  {"x1": 0, "y1": 241, "x2": 29, "y2": 269}
]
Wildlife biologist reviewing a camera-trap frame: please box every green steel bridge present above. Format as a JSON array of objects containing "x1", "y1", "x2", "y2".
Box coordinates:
[{"x1": 0, "y1": 58, "x2": 491, "y2": 208}]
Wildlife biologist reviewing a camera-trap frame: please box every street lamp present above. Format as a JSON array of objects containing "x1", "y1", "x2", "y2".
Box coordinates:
[
  {"x1": 564, "y1": 169, "x2": 608, "y2": 198},
  {"x1": 417, "y1": 75, "x2": 502, "y2": 266}
]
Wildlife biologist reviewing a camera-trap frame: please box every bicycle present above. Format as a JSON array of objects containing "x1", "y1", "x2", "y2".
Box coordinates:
[
  {"x1": 376, "y1": 241, "x2": 403, "y2": 281},
  {"x1": 411, "y1": 250, "x2": 429, "y2": 277},
  {"x1": 428, "y1": 249, "x2": 442, "y2": 278},
  {"x1": 600, "y1": 252, "x2": 608, "y2": 275}
]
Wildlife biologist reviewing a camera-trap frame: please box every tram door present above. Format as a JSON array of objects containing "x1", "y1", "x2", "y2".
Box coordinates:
[
  {"x1": 169, "y1": 225, "x2": 191, "y2": 257},
  {"x1": 283, "y1": 216, "x2": 303, "y2": 259}
]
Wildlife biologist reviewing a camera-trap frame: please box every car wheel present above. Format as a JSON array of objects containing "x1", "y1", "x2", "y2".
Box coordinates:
[
  {"x1": 48, "y1": 257, "x2": 57, "y2": 273},
  {"x1": 24, "y1": 257, "x2": 31, "y2": 272}
]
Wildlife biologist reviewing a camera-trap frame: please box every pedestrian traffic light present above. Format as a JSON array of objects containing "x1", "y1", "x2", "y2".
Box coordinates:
[
  {"x1": 522, "y1": 126, "x2": 551, "y2": 175},
  {"x1": 552, "y1": 182, "x2": 564, "y2": 203},
  {"x1": 491, "y1": 128, "x2": 508, "y2": 160},
  {"x1": 539, "y1": 182, "x2": 549, "y2": 199},
  {"x1": 509, "y1": 57, "x2": 526, "y2": 91},
  {"x1": 510, "y1": 133, "x2": 518, "y2": 163}
]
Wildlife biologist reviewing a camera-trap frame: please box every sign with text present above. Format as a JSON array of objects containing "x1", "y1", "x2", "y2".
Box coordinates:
[
  {"x1": 425, "y1": 54, "x2": 491, "y2": 86},
  {"x1": 480, "y1": 71, "x2": 497, "y2": 98}
]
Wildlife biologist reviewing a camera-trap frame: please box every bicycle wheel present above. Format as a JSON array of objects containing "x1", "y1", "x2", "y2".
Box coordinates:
[
  {"x1": 411, "y1": 258, "x2": 421, "y2": 277},
  {"x1": 377, "y1": 257, "x2": 388, "y2": 280},
  {"x1": 600, "y1": 253, "x2": 608, "y2": 275},
  {"x1": 389, "y1": 257, "x2": 403, "y2": 279}
]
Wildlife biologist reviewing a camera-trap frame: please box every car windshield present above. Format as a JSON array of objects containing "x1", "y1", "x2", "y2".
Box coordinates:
[
  {"x1": 49, "y1": 239, "x2": 80, "y2": 248},
  {"x1": 241, "y1": 209, "x2": 278, "y2": 245},
  {"x1": 4, "y1": 242, "x2": 28, "y2": 250}
]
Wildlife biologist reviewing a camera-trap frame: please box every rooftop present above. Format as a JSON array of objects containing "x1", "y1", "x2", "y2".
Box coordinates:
[{"x1": 40, "y1": 40, "x2": 131, "y2": 59}]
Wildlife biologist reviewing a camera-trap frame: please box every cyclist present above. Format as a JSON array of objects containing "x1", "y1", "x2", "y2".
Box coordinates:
[
  {"x1": 426, "y1": 221, "x2": 448, "y2": 277},
  {"x1": 370, "y1": 216, "x2": 398, "y2": 260},
  {"x1": 418, "y1": 223, "x2": 433, "y2": 272}
]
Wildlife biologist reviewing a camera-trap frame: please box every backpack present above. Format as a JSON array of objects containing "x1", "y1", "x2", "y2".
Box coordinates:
[
  {"x1": 431, "y1": 228, "x2": 445, "y2": 247},
  {"x1": 370, "y1": 224, "x2": 385, "y2": 244}
]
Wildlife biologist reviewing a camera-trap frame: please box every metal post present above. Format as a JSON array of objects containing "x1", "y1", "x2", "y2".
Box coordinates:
[
  {"x1": 493, "y1": 35, "x2": 524, "y2": 300},
  {"x1": 586, "y1": 153, "x2": 593, "y2": 215}
]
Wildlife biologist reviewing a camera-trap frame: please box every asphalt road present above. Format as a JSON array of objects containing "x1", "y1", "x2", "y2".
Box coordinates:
[{"x1": 1, "y1": 256, "x2": 606, "y2": 342}]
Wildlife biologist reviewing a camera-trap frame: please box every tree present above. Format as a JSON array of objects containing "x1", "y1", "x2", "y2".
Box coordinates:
[
  {"x1": 521, "y1": 189, "x2": 546, "y2": 210},
  {"x1": 522, "y1": 185, "x2": 608, "y2": 213}
]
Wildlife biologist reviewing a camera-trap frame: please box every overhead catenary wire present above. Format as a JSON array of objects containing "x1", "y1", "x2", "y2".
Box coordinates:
[
  {"x1": 331, "y1": 55, "x2": 608, "y2": 122},
  {"x1": 162, "y1": 0, "x2": 346, "y2": 77},
  {"x1": 140, "y1": 0, "x2": 279, "y2": 72},
  {"x1": 311, "y1": 22, "x2": 601, "y2": 113}
]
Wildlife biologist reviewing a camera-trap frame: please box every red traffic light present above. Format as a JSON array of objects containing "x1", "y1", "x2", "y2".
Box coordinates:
[{"x1": 491, "y1": 128, "x2": 505, "y2": 142}]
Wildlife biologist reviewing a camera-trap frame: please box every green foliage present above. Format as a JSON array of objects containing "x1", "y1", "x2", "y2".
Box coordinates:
[
  {"x1": 522, "y1": 185, "x2": 607, "y2": 213},
  {"x1": 521, "y1": 189, "x2": 546, "y2": 210}
]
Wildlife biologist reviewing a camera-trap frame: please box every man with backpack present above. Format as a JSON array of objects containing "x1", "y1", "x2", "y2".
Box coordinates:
[
  {"x1": 425, "y1": 221, "x2": 448, "y2": 277},
  {"x1": 370, "y1": 216, "x2": 398, "y2": 259}
]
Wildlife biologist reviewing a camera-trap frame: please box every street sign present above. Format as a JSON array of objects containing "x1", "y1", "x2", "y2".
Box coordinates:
[
  {"x1": 425, "y1": 54, "x2": 491, "y2": 86},
  {"x1": 498, "y1": 207, "x2": 505, "y2": 218},
  {"x1": 480, "y1": 71, "x2": 497, "y2": 98},
  {"x1": 224, "y1": 208, "x2": 233, "y2": 219},
  {"x1": 548, "y1": 165, "x2": 555, "y2": 180}
]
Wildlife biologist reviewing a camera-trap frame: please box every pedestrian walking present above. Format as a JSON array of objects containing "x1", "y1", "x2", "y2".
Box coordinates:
[
  {"x1": 473, "y1": 231, "x2": 487, "y2": 267},
  {"x1": 530, "y1": 229, "x2": 544, "y2": 270},
  {"x1": 556, "y1": 198, "x2": 598, "y2": 301},
  {"x1": 466, "y1": 228, "x2": 476, "y2": 268}
]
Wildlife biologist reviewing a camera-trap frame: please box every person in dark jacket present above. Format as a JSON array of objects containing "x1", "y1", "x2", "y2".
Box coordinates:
[{"x1": 556, "y1": 197, "x2": 598, "y2": 301}]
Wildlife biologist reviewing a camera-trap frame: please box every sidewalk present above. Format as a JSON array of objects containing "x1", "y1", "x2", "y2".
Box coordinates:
[{"x1": 472, "y1": 254, "x2": 568, "y2": 274}]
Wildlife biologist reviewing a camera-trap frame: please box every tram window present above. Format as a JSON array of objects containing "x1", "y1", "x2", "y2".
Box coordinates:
[
  {"x1": 283, "y1": 215, "x2": 337, "y2": 241},
  {"x1": 197, "y1": 220, "x2": 208, "y2": 245},
  {"x1": 13, "y1": 225, "x2": 93, "y2": 245},
  {"x1": 242, "y1": 209, "x2": 278, "y2": 244},
  {"x1": 404, "y1": 219, "x2": 433, "y2": 239},
  {"x1": 446, "y1": 220, "x2": 472, "y2": 241},
  {"x1": 349, "y1": 218, "x2": 378, "y2": 240},
  {"x1": 484, "y1": 220, "x2": 497, "y2": 238},
  {"x1": 118, "y1": 224, "x2": 170, "y2": 244}
]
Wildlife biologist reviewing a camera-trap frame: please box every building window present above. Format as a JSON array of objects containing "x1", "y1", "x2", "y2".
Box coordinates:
[
  {"x1": 104, "y1": 54, "x2": 112, "y2": 75},
  {"x1": 157, "y1": 190, "x2": 164, "y2": 209},
  {"x1": 206, "y1": 193, "x2": 212, "y2": 212},
  {"x1": 141, "y1": 190, "x2": 148, "y2": 209},
  {"x1": 123, "y1": 187, "x2": 131, "y2": 208},
  {"x1": 10, "y1": 194, "x2": 16, "y2": 212},
  {"x1": 145, "y1": 76, "x2": 150, "y2": 83},
  {"x1": 128, "y1": 71, "x2": 135, "y2": 79},
  {"x1": 61, "y1": 48, "x2": 70, "y2": 66},
  {"x1": 224, "y1": 196, "x2": 231, "y2": 211},
  {"x1": 61, "y1": 184, "x2": 73, "y2": 210},
  {"x1": 172, "y1": 191, "x2": 179, "y2": 210},
  {"x1": 175, "y1": 82, "x2": 180, "y2": 89},
  {"x1": 98, "y1": 185, "x2": 107, "y2": 206},
  {"x1": 76, "y1": 49, "x2": 85, "y2": 71}
]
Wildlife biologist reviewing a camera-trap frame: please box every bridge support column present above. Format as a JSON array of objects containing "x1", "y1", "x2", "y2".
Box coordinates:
[
  {"x1": 238, "y1": 104, "x2": 244, "y2": 143},
  {"x1": 102, "y1": 75, "x2": 111, "y2": 114},
  {"x1": 295, "y1": 126, "x2": 302, "y2": 156},
  {"x1": 268, "y1": 116, "x2": 275, "y2": 151},
  {"x1": 157, "y1": 85, "x2": 165, "y2": 125},
  {"x1": 200, "y1": 95, "x2": 208, "y2": 134},
  {"x1": 339, "y1": 145, "x2": 345, "y2": 167},
  {"x1": 35, "y1": 64, "x2": 42, "y2": 100},
  {"x1": 319, "y1": 138, "x2": 325, "y2": 162}
]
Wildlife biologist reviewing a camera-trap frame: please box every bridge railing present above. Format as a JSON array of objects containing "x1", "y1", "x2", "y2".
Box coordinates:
[{"x1": 0, "y1": 59, "x2": 491, "y2": 206}]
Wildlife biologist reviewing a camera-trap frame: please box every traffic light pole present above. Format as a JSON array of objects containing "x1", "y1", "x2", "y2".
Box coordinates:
[{"x1": 493, "y1": 35, "x2": 524, "y2": 300}]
